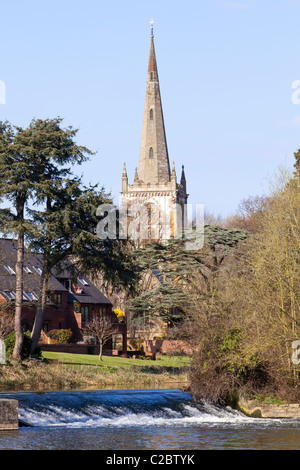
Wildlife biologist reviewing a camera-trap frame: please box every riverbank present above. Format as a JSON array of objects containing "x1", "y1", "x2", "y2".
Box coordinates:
[
  {"x1": 237, "y1": 397, "x2": 300, "y2": 419},
  {"x1": 0, "y1": 352, "x2": 190, "y2": 391}
]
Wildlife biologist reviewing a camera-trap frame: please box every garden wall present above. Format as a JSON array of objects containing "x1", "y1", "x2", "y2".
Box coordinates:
[
  {"x1": 141, "y1": 339, "x2": 193, "y2": 356},
  {"x1": 39, "y1": 343, "x2": 119, "y2": 356}
]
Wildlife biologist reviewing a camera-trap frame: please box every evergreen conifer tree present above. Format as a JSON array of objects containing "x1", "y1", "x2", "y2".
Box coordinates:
[{"x1": 0, "y1": 117, "x2": 137, "y2": 357}]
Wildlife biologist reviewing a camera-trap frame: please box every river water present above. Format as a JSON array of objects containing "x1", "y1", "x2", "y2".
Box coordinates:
[{"x1": 0, "y1": 388, "x2": 299, "y2": 450}]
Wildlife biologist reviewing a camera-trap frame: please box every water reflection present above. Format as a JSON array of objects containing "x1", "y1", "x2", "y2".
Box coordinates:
[{"x1": 1, "y1": 425, "x2": 300, "y2": 450}]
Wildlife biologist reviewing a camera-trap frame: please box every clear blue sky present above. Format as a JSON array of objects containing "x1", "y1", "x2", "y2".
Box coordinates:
[{"x1": 0, "y1": 0, "x2": 299, "y2": 217}]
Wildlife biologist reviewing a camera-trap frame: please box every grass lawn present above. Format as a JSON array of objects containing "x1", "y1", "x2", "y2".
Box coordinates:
[
  {"x1": 42, "y1": 351, "x2": 191, "y2": 372},
  {"x1": 0, "y1": 352, "x2": 191, "y2": 391}
]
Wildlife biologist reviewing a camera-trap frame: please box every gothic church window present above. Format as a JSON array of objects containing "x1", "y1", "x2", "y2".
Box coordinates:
[
  {"x1": 150, "y1": 109, "x2": 153, "y2": 120},
  {"x1": 149, "y1": 147, "x2": 153, "y2": 158}
]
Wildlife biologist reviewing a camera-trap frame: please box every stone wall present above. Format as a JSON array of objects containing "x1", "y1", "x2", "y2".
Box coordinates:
[
  {"x1": 239, "y1": 397, "x2": 300, "y2": 418},
  {"x1": 141, "y1": 339, "x2": 193, "y2": 356},
  {"x1": 39, "y1": 343, "x2": 114, "y2": 355},
  {"x1": 0, "y1": 399, "x2": 18, "y2": 430}
]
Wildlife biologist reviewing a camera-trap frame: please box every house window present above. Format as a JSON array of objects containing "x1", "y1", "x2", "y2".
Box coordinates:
[
  {"x1": 99, "y1": 305, "x2": 107, "y2": 315},
  {"x1": 4, "y1": 265, "x2": 15, "y2": 275},
  {"x1": 80, "y1": 306, "x2": 89, "y2": 322},
  {"x1": 59, "y1": 279, "x2": 71, "y2": 290},
  {"x1": 53, "y1": 293, "x2": 62, "y2": 307},
  {"x1": 25, "y1": 291, "x2": 38, "y2": 301},
  {"x1": 3, "y1": 291, "x2": 15, "y2": 300},
  {"x1": 149, "y1": 147, "x2": 153, "y2": 159},
  {"x1": 150, "y1": 109, "x2": 153, "y2": 120},
  {"x1": 43, "y1": 323, "x2": 48, "y2": 333}
]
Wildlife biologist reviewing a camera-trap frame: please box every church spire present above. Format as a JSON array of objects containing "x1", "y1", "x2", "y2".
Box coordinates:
[
  {"x1": 180, "y1": 165, "x2": 186, "y2": 193},
  {"x1": 148, "y1": 21, "x2": 157, "y2": 78},
  {"x1": 121, "y1": 25, "x2": 188, "y2": 243},
  {"x1": 122, "y1": 162, "x2": 128, "y2": 192},
  {"x1": 137, "y1": 24, "x2": 171, "y2": 185}
]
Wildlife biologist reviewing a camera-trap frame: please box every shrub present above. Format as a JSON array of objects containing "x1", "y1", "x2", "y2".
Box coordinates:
[
  {"x1": 47, "y1": 329, "x2": 73, "y2": 344},
  {"x1": 5, "y1": 330, "x2": 37, "y2": 359}
]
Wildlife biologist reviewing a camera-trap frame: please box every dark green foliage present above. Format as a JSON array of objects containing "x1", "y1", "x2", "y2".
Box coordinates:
[
  {"x1": 294, "y1": 148, "x2": 300, "y2": 172},
  {"x1": 130, "y1": 225, "x2": 248, "y2": 325},
  {"x1": 5, "y1": 331, "x2": 34, "y2": 359},
  {"x1": 5, "y1": 332, "x2": 18, "y2": 357},
  {"x1": 62, "y1": 193, "x2": 138, "y2": 293}
]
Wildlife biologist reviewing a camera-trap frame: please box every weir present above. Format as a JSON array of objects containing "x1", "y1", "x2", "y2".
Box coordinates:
[
  {"x1": 1, "y1": 390, "x2": 299, "y2": 450},
  {"x1": 12, "y1": 389, "x2": 248, "y2": 428},
  {"x1": 0, "y1": 399, "x2": 19, "y2": 430}
]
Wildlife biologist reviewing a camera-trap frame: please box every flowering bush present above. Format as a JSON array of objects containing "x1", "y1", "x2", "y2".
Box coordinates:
[{"x1": 114, "y1": 308, "x2": 125, "y2": 322}]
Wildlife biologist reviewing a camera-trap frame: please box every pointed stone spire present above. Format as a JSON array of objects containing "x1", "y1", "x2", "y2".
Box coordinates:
[
  {"x1": 138, "y1": 25, "x2": 171, "y2": 185},
  {"x1": 171, "y1": 161, "x2": 176, "y2": 190},
  {"x1": 148, "y1": 22, "x2": 158, "y2": 79},
  {"x1": 171, "y1": 161, "x2": 176, "y2": 178},
  {"x1": 134, "y1": 167, "x2": 139, "y2": 183},
  {"x1": 180, "y1": 165, "x2": 186, "y2": 193},
  {"x1": 122, "y1": 162, "x2": 128, "y2": 192}
]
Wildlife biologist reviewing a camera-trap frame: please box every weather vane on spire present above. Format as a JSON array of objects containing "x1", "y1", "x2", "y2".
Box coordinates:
[{"x1": 150, "y1": 19, "x2": 154, "y2": 36}]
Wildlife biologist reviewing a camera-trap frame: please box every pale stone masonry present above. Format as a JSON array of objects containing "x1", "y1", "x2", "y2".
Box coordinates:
[
  {"x1": 0, "y1": 399, "x2": 19, "y2": 430},
  {"x1": 239, "y1": 398, "x2": 300, "y2": 418},
  {"x1": 121, "y1": 28, "x2": 188, "y2": 242}
]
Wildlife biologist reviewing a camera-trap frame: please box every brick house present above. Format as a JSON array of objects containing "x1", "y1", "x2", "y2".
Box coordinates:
[{"x1": 0, "y1": 239, "x2": 127, "y2": 353}]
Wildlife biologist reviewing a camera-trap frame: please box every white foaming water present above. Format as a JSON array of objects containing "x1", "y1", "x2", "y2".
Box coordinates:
[
  {"x1": 18, "y1": 400, "x2": 254, "y2": 429},
  {"x1": 12, "y1": 388, "x2": 290, "y2": 431}
]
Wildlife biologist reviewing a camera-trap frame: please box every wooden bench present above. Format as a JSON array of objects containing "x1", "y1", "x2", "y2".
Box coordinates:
[
  {"x1": 127, "y1": 350, "x2": 145, "y2": 358},
  {"x1": 127, "y1": 350, "x2": 156, "y2": 360}
]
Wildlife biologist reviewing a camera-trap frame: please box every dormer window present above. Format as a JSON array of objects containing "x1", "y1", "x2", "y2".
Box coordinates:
[
  {"x1": 25, "y1": 291, "x2": 38, "y2": 301},
  {"x1": 149, "y1": 147, "x2": 153, "y2": 159},
  {"x1": 33, "y1": 266, "x2": 42, "y2": 275},
  {"x1": 3, "y1": 291, "x2": 16, "y2": 300},
  {"x1": 4, "y1": 265, "x2": 15, "y2": 275}
]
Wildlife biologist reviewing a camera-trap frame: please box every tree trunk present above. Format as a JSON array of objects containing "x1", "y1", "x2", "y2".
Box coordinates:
[
  {"x1": 30, "y1": 197, "x2": 52, "y2": 355},
  {"x1": 13, "y1": 205, "x2": 25, "y2": 359},
  {"x1": 99, "y1": 342, "x2": 103, "y2": 361},
  {"x1": 30, "y1": 269, "x2": 49, "y2": 355}
]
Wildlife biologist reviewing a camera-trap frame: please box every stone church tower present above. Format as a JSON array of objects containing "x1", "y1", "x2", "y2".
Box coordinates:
[{"x1": 121, "y1": 25, "x2": 188, "y2": 243}]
